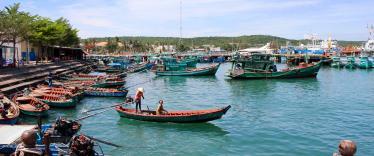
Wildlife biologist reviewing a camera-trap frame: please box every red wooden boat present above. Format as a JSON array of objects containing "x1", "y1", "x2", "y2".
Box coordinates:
[
  {"x1": 115, "y1": 105, "x2": 231, "y2": 123},
  {"x1": 12, "y1": 94, "x2": 50, "y2": 117},
  {"x1": 0, "y1": 94, "x2": 20, "y2": 124}
]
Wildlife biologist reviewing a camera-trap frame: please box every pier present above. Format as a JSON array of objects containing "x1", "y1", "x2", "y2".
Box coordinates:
[{"x1": 0, "y1": 60, "x2": 92, "y2": 95}]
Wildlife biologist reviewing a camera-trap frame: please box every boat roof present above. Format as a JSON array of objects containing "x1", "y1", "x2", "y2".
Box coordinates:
[{"x1": 0, "y1": 125, "x2": 36, "y2": 144}]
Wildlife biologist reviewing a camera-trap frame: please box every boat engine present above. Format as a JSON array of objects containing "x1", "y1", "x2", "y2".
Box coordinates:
[
  {"x1": 69, "y1": 135, "x2": 95, "y2": 156},
  {"x1": 54, "y1": 117, "x2": 81, "y2": 137}
]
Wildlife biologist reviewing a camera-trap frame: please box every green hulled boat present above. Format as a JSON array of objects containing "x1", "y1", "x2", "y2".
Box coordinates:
[
  {"x1": 228, "y1": 54, "x2": 322, "y2": 79},
  {"x1": 331, "y1": 57, "x2": 345, "y2": 68},
  {"x1": 358, "y1": 56, "x2": 373, "y2": 69},
  {"x1": 92, "y1": 80, "x2": 125, "y2": 88},
  {"x1": 12, "y1": 94, "x2": 50, "y2": 117},
  {"x1": 116, "y1": 105, "x2": 231, "y2": 123},
  {"x1": 84, "y1": 87, "x2": 128, "y2": 97},
  {"x1": 180, "y1": 57, "x2": 198, "y2": 67},
  {"x1": 344, "y1": 56, "x2": 358, "y2": 69},
  {"x1": 155, "y1": 63, "x2": 220, "y2": 76},
  {"x1": 127, "y1": 62, "x2": 148, "y2": 73},
  {"x1": 96, "y1": 66, "x2": 124, "y2": 73}
]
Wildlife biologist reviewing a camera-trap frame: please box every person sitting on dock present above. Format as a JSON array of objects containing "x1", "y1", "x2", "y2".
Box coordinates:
[
  {"x1": 156, "y1": 100, "x2": 168, "y2": 115},
  {"x1": 333, "y1": 140, "x2": 357, "y2": 156},
  {"x1": 23, "y1": 88, "x2": 31, "y2": 96},
  {"x1": 14, "y1": 130, "x2": 50, "y2": 156},
  {"x1": 134, "y1": 88, "x2": 144, "y2": 113},
  {"x1": 47, "y1": 72, "x2": 53, "y2": 87}
]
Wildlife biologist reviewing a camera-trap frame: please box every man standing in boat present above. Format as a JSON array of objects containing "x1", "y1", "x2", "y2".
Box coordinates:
[{"x1": 134, "y1": 88, "x2": 144, "y2": 113}]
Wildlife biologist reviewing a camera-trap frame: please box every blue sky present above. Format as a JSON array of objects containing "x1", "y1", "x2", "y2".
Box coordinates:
[{"x1": 1, "y1": 0, "x2": 373, "y2": 40}]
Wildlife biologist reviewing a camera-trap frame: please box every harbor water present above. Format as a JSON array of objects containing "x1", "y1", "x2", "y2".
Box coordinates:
[{"x1": 20, "y1": 63, "x2": 374, "y2": 155}]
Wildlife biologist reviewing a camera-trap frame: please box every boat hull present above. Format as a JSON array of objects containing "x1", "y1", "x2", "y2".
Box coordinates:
[
  {"x1": 13, "y1": 95, "x2": 50, "y2": 117},
  {"x1": 331, "y1": 62, "x2": 345, "y2": 68},
  {"x1": 128, "y1": 63, "x2": 148, "y2": 73},
  {"x1": 116, "y1": 105, "x2": 231, "y2": 123},
  {"x1": 345, "y1": 63, "x2": 357, "y2": 69},
  {"x1": 0, "y1": 97, "x2": 19, "y2": 125},
  {"x1": 42, "y1": 99, "x2": 76, "y2": 108},
  {"x1": 229, "y1": 62, "x2": 322, "y2": 79},
  {"x1": 20, "y1": 109, "x2": 49, "y2": 117},
  {"x1": 84, "y1": 90, "x2": 128, "y2": 97},
  {"x1": 92, "y1": 81, "x2": 125, "y2": 88},
  {"x1": 0, "y1": 117, "x2": 18, "y2": 124},
  {"x1": 358, "y1": 60, "x2": 373, "y2": 69},
  {"x1": 156, "y1": 64, "x2": 220, "y2": 76}
]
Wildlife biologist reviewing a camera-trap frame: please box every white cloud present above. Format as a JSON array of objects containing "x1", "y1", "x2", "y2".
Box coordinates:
[
  {"x1": 7, "y1": 0, "x2": 367, "y2": 40},
  {"x1": 58, "y1": 0, "x2": 322, "y2": 38}
]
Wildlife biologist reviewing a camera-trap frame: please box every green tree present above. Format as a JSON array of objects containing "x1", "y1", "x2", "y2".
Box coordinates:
[
  {"x1": 0, "y1": 10, "x2": 7, "y2": 46},
  {"x1": 176, "y1": 43, "x2": 189, "y2": 52},
  {"x1": 55, "y1": 17, "x2": 79, "y2": 47},
  {"x1": 29, "y1": 16, "x2": 65, "y2": 59},
  {"x1": 3, "y1": 3, "x2": 34, "y2": 66},
  {"x1": 105, "y1": 38, "x2": 118, "y2": 54}
]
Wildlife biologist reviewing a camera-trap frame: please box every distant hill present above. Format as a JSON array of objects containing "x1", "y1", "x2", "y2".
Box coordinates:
[{"x1": 84, "y1": 35, "x2": 364, "y2": 49}]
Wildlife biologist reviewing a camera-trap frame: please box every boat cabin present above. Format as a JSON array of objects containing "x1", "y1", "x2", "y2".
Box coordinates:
[
  {"x1": 155, "y1": 57, "x2": 189, "y2": 71},
  {"x1": 232, "y1": 53, "x2": 277, "y2": 72}
]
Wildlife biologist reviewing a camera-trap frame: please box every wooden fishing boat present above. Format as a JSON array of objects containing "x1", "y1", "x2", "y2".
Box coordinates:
[
  {"x1": 29, "y1": 93, "x2": 77, "y2": 108},
  {"x1": 155, "y1": 63, "x2": 220, "y2": 76},
  {"x1": 358, "y1": 56, "x2": 373, "y2": 69},
  {"x1": 96, "y1": 66, "x2": 124, "y2": 73},
  {"x1": 84, "y1": 87, "x2": 128, "y2": 97},
  {"x1": 115, "y1": 105, "x2": 231, "y2": 123},
  {"x1": 91, "y1": 80, "x2": 125, "y2": 88},
  {"x1": 34, "y1": 86, "x2": 84, "y2": 102},
  {"x1": 69, "y1": 77, "x2": 99, "y2": 81},
  {"x1": 64, "y1": 81, "x2": 96, "y2": 87},
  {"x1": 127, "y1": 62, "x2": 148, "y2": 73},
  {"x1": 64, "y1": 74, "x2": 104, "y2": 81},
  {"x1": 330, "y1": 57, "x2": 345, "y2": 68},
  {"x1": 344, "y1": 56, "x2": 358, "y2": 69},
  {"x1": 36, "y1": 89, "x2": 80, "y2": 102},
  {"x1": 0, "y1": 95, "x2": 20, "y2": 124},
  {"x1": 72, "y1": 74, "x2": 103, "y2": 78},
  {"x1": 180, "y1": 57, "x2": 198, "y2": 67},
  {"x1": 1, "y1": 138, "x2": 104, "y2": 156},
  {"x1": 228, "y1": 54, "x2": 322, "y2": 79},
  {"x1": 12, "y1": 94, "x2": 50, "y2": 117},
  {"x1": 109, "y1": 72, "x2": 127, "y2": 78}
]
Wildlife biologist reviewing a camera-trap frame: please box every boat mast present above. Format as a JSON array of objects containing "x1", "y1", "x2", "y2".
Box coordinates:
[{"x1": 178, "y1": 0, "x2": 183, "y2": 47}]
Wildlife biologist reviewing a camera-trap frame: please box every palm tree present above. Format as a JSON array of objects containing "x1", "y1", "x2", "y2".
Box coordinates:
[{"x1": 4, "y1": 3, "x2": 33, "y2": 66}]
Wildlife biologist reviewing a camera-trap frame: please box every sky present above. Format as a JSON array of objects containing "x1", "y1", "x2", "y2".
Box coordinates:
[{"x1": 1, "y1": 0, "x2": 373, "y2": 40}]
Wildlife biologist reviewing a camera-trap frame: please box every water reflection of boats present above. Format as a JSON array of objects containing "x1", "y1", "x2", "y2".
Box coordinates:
[{"x1": 117, "y1": 118, "x2": 229, "y2": 135}]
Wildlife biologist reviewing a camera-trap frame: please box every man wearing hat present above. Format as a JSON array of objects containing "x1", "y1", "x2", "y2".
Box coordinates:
[{"x1": 134, "y1": 88, "x2": 144, "y2": 113}]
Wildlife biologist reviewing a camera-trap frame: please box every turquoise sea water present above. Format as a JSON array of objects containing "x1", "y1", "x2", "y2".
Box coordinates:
[{"x1": 21, "y1": 63, "x2": 374, "y2": 155}]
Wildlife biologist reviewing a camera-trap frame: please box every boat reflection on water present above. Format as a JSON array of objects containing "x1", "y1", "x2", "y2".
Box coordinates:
[
  {"x1": 157, "y1": 74, "x2": 218, "y2": 85},
  {"x1": 117, "y1": 118, "x2": 229, "y2": 136}
]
